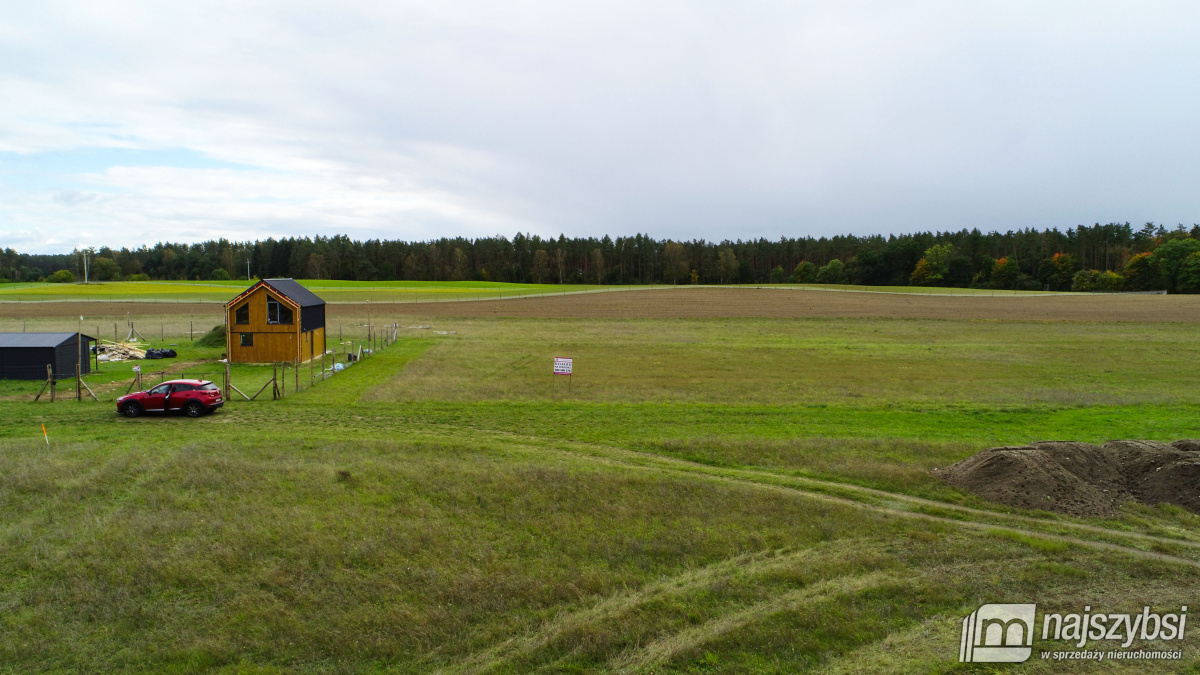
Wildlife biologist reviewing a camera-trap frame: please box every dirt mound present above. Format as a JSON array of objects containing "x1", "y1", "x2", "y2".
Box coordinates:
[{"x1": 936, "y1": 440, "x2": 1200, "y2": 517}]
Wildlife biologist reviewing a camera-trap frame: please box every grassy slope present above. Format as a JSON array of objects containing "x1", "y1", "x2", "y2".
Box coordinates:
[{"x1": 1, "y1": 312, "x2": 1199, "y2": 671}]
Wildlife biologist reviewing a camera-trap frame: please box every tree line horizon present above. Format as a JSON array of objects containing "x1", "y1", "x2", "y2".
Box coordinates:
[{"x1": 4, "y1": 221, "x2": 1200, "y2": 293}]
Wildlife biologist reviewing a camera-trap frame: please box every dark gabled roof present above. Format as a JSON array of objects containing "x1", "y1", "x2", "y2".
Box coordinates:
[
  {"x1": 0, "y1": 332, "x2": 95, "y2": 348},
  {"x1": 225, "y1": 278, "x2": 325, "y2": 308},
  {"x1": 262, "y1": 279, "x2": 325, "y2": 307}
]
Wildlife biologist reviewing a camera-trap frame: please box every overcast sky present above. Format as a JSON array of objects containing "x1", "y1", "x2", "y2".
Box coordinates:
[{"x1": 2, "y1": 2, "x2": 1199, "y2": 253}]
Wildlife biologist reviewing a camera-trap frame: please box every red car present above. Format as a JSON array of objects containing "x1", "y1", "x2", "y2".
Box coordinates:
[{"x1": 117, "y1": 379, "x2": 224, "y2": 418}]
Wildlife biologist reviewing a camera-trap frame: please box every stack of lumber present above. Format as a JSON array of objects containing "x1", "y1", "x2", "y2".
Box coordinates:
[{"x1": 96, "y1": 341, "x2": 146, "y2": 361}]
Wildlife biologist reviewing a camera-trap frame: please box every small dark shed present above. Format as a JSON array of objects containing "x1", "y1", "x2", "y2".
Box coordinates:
[{"x1": 0, "y1": 332, "x2": 95, "y2": 380}]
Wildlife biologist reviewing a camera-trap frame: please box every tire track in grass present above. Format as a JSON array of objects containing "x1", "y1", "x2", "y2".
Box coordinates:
[
  {"x1": 816, "y1": 614, "x2": 960, "y2": 675},
  {"x1": 444, "y1": 428, "x2": 1200, "y2": 569},
  {"x1": 606, "y1": 571, "x2": 903, "y2": 674},
  {"x1": 592, "y1": 447, "x2": 1200, "y2": 569},
  {"x1": 248, "y1": 410, "x2": 1200, "y2": 559},
  {"x1": 618, "y1": 449, "x2": 1200, "y2": 550},
  {"x1": 192, "y1": 400, "x2": 1200, "y2": 560},
  {"x1": 453, "y1": 550, "x2": 1048, "y2": 674},
  {"x1": 446, "y1": 548, "x2": 837, "y2": 674}
]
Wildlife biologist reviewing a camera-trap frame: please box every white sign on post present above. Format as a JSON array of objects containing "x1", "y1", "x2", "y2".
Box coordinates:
[{"x1": 553, "y1": 357, "x2": 573, "y2": 375}]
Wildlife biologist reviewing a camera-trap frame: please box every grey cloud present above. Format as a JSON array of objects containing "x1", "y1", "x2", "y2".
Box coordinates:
[{"x1": 2, "y1": 1, "x2": 1200, "y2": 252}]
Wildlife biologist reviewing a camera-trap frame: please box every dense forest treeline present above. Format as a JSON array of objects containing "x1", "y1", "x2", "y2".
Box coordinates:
[{"x1": 3, "y1": 222, "x2": 1200, "y2": 292}]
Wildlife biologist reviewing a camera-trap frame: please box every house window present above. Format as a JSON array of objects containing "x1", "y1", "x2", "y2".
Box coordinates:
[
  {"x1": 240, "y1": 332, "x2": 253, "y2": 346},
  {"x1": 266, "y1": 297, "x2": 293, "y2": 324},
  {"x1": 234, "y1": 303, "x2": 250, "y2": 324}
]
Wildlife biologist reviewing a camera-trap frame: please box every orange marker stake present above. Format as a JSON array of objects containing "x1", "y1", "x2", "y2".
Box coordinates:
[{"x1": 42, "y1": 423, "x2": 49, "y2": 445}]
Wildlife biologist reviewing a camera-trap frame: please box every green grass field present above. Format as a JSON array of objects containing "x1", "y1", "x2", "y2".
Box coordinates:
[
  {"x1": 1, "y1": 289, "x2": 1198, "y2": 672},
  {"x1": 0, "y1": 280, "x2": 623, "y2": 304},
  {"x1": 0, "y1": 279, "x2": 1060, "y2": 305}
]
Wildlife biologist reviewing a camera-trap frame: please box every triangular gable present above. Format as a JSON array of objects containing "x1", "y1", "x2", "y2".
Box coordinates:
[{"x1": 224, "y1": 280, "x2": 301, "y2": 310}]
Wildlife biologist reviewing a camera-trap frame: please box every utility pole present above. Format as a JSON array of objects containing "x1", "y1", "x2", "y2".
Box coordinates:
[
  {"x1": 247, "y1": 259, "x2": 251, "y2": 281},
  {"x1": 76, "y1": 315, "x2": 82, "y2": 400}
]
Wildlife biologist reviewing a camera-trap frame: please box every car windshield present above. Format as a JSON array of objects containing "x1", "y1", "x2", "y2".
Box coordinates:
[{"x1": 199, "y1": 383, "x2": 219, "y2": 391}]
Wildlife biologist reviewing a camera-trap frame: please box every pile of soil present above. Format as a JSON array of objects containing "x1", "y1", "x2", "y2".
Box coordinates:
[{"x1": 936, "y1": 440, "x2": 1200, "y2": 517}]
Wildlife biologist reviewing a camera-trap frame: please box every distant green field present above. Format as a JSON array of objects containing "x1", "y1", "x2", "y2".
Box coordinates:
[
  {"x1": 0, "y1": 300, "x2": 1197, "y2": 671},
  {"x1": 0, "y1": 279, "x2": 1062, "y2": 304},
  {"x1": 0, "y1": 280, "x2": 626, "y2": 303}
]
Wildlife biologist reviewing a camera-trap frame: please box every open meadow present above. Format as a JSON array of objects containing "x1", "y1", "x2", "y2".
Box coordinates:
[{"x1": 2, "y1": 285, "x2": 1199, "y2": 672}]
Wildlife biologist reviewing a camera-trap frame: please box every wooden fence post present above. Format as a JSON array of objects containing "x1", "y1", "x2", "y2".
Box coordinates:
[
  {"x1": 34, "y1": 365, "x2": 52, "y2": 402},
  {"x1": 76, "y1": 363, "x2": 81, "y2": 402},
  {"x1": 50, "y1": 364, "x2": 56, "y2": 402},
  {"x1": 224, "y1": 360, "x2": 231, "y2": 400},
  {"x1": 295, "y1": 356, "x2": 299, "y2": 392}
]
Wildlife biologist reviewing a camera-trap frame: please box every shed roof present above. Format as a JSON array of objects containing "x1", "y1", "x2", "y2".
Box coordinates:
[
  {"x1": 224, "y1": 278, "x2": 326, "y2": 309},
  {"x1": 0, "y1": 332, "x2": 94, "y2": 348},
  {"x1": 261, "y1": 279, "x2": 325, "y2": 307}
]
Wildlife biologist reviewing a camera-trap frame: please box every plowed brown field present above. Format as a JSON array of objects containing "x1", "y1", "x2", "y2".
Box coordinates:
[
  {"x1": 3, "y1": 287, "x2": 1198, "y2": 322},
  {"x1": 364, "y1": 287, "x2": 1200, "y2": 322}
]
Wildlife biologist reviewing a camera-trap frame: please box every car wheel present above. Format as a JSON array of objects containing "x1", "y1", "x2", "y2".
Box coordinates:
[
  {"x1": 122, "y1": 401, "x2": 143, "y2": 418},
  {"x1": 184, "y1": 401, "x2": 205, "y2": 418}
]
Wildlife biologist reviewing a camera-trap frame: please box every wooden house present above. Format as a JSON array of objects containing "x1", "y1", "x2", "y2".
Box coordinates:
[{"x1": 224, "y1": 279, "x2": 325, "y2": 363}]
